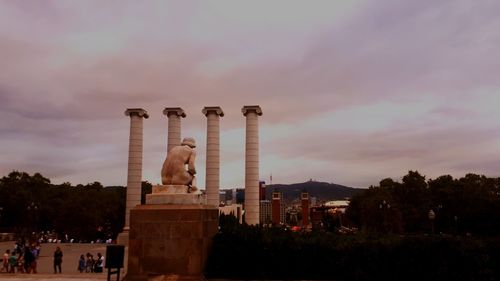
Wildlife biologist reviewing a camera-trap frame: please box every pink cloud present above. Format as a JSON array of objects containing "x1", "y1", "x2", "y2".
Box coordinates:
[{"x1": 0, "y1": 0, "x2": 499, "y2": 188}]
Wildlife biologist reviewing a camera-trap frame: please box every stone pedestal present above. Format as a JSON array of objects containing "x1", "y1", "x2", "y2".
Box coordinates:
[
  {"x1": 146, "y1": 185, "x2": 205, "y2": 205},
  {"x1": 146, "y1": 193, "x2": 204, "y2": 205},
  {"x1": 125, "y1": 204, "x2": 219, "y2": 281}
]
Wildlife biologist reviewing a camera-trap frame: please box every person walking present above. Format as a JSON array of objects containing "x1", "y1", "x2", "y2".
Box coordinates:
[{"x1": 53, "y1": 247, "x2": 63, "y2": 274}]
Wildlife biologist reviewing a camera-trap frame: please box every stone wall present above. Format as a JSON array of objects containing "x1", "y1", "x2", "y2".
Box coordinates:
[
  {"x1": 0, "y1": 233, "x2": 15, "y2": 242},
  {"x1": 126, "y1": 204, "x2": 219, "y2": 280}
]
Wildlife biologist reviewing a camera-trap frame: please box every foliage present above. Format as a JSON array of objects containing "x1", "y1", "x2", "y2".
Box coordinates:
[
  {"x1": 0, "y1": 170, "x2": 150, "y2": 241},
  {"x1": 140, "y1": 181, "x2": 152, "y2": 204},
  {"x1": 206, "y1": 222, "x2": 500, "y2": 280},
  {"x1": 346, "y1": 171, "x2": 500, "y2": 235}
]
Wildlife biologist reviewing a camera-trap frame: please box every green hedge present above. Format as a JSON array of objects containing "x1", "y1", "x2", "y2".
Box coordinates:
[{"x1": 206, "y1": 226, "x2": 500, "y2": 281}]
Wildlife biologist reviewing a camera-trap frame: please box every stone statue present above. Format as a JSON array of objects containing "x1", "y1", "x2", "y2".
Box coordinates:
[{"x1": 161, "y1": 137, "x2": 198, "y2": 192}]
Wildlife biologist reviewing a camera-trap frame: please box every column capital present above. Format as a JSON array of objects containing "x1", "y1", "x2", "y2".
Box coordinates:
[
  {"x1": 125, "y1": 108, "x2": 149, "y2": 118},
  {"x1": 163, "y1": 107, "x2": 186, "y2": 118},
  {"x1": 242, "y1": 105, "x2": 263, "y2": 116},
  {"x1": 202, "y1": 106, "x2": 224, "y2": 117}
]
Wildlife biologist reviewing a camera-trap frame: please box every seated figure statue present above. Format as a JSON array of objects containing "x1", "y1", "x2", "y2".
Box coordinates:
[{"x1": 161, "y1": 137, "x2": 197, "y2": 193}]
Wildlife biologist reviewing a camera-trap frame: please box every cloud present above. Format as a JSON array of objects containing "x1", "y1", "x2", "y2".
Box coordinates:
[{"x1": 0, "y1": 1, "x2": 499, "y2": 188}]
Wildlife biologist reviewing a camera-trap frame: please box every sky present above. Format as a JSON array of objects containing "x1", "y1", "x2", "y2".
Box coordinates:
[{"x1": 0, "y1": 0, "x2": 499, "y2": 188}]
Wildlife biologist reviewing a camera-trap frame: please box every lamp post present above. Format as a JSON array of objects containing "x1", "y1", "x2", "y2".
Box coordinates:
[
  {"x1": 454, "y1": 215, "x2": 458, "y2": 235},
  {"x1": 105, "y1": 220, "x2": 112, "y2": 241},
  {"x1": 428, "y1": 209, "x2": 436, "y2": 235},
  {"x1": 379, "y1": 200, "x2": 391, "y2": 209},
  {"x1": 27, "y1": 202, "x2": 39, "y2": 238},
  {"x1": 379, "y1": 200, "x2": 391, "y2": 233}
]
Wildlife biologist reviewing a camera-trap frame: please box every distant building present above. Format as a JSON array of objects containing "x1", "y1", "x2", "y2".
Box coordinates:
[
  {"x1": 310, "y1": 196, "x2": 317, "y2": 207},
  {"x1": 259, "y1": 181, "x2": 266, "y2": 200},
  {"x1": 301, "y1": 192, "x2": 310, "y2": 228},
  {"x1": 310, "y1": 200, "x2": 350, "y2": 228},
  {"x1": 272, "y1": 191, "x2": 285, "y2": 225},
  {"x1": 219, "y1": 191, "x2": 227, "y2": 206},
  {"x1": 235, "y1": 188, "x2": 245, "y2": 204},
  {"x1": 220, "y1": 204, "x2": 243, "y2": 224},
  {"x1": 324, "y1": 200, "x2": 350, "y2": 213},
  {"x1": 287, "y1": 206, "x2": 299, "y2": 226},
  {"x1": 259, "y1": 200, "x2": 272, "y2": 225},
  {"x1": 218, "y1": 189, "x2": 238, "y2": 206}
]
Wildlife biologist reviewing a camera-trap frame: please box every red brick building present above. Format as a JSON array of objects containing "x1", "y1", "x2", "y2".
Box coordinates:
[
  {"x1": 272, "y1": 191, "x2": 283, "y2": 225},
  {"x1": 301, "y1": 192, "x2": 310, "y2": 228}
]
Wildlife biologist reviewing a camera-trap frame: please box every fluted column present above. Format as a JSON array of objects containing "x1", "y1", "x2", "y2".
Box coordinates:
[
  {"x1": 124, "y1": 108, "x2": 149, "y2": 231},
  {"x1": 242, "y1": 105, "x2": 263, "y2": 225},
  {"x1": 202, "y1": 106, "x2": 224, "y2": 207},
  {"x1": 163, "y1": 107, "x2": 186, "y2": 155}
]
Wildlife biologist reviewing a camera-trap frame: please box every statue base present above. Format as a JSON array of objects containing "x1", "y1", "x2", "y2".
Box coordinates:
[
  {"x1": 152, "y1": 184, "x2": 189, "y2": 194},
  {"x1": 117, "y1": 228, "x2": 130, "y2": 246},
  {"x1": 124, "y1": 204, "x2": 219, "y2": 281},
  {"x1": 146, "y1": 185, "x2": 205, "y2": 205}
]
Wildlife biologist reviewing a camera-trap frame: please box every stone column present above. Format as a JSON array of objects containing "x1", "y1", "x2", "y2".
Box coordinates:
[
  {"x1": 202, "y1": 106, "x2": 224, "y2": 207},
  {"x1": 123, "y1": 108, "x2": 149, "y2": 234},
  {"x1": 242, "y1": 105, "x2": 263, "y2": 225},
  {"x1": 163, "y1": 107, "x2": 186, "y2": 155}
]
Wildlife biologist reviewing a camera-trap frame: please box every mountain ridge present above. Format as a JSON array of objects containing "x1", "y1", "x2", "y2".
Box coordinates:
[{"x1": 265, "y1": 180, "x2": 364, "y2": 202}]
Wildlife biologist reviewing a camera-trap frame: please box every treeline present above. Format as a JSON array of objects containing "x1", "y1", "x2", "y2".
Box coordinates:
[
  {"x1": 207, "y1": 214, "x2": 500, "y2": 280},
  {"x1": 0, "y1": 171, "x2": 151, "y2": 241},
  {"x1": 346, "y1": 171, "x2": 500, "y2": 235},
  {"x1": 209, "y1": 174, "x2": 500, "y2": 280}
]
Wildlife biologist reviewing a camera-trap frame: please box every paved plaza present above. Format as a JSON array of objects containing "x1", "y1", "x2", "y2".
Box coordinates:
[{"x1": 0, "y1": 241, "x2": 124, "y2": 280}]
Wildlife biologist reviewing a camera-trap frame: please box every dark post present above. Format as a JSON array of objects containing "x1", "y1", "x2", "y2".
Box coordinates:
[
  {"x1": 428, "y1": 209, "x2": 436, "y2": 234},
  {"x1": 105, "y1": 245, "x2": 125, "y2": 281}
]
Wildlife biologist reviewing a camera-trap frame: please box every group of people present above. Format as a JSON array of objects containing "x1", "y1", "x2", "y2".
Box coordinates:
[
  {"x1": 77, "y1": 252, "x2": 105, "y2": 273},
  {"x1": 1, "y1": 243, "x2": 41, "y2": 274},
  {"x1": 2, "y1": 244, "x2": 106, "y2": 274}
]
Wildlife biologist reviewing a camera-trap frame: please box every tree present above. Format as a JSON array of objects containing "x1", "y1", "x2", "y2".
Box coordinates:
[
  {"x1": 394, "y1": 171, "x2": 429, "y2": 232},
  {"x1": 0, "y1": 171, "x2": 127, "y2": 241},
  {"x1": 141, "y1": 181, "x2": 153, "y2": 204}
]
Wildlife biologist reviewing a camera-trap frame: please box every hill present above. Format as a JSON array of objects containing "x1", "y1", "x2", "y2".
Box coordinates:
[{"x1": 265, "y1": 180, "x2": 364, "y2": 202}]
